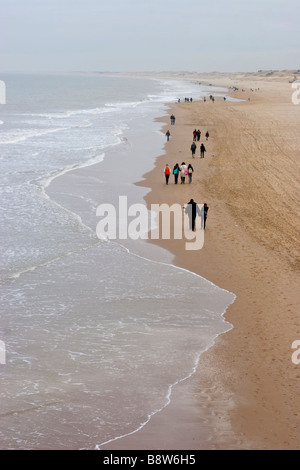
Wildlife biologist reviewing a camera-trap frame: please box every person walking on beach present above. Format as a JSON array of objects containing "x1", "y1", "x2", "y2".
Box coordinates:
[
  {"x1": 193, "y1": 129, "x2": 197, "y2": 141},
  {"x1": 201, "y1": 202, "x2": 208, "y2": 230},
  {"x1": 185, "y1": 198, "x2": 200, "y2": 231},
  {"x1": 164, "y1": 164, "x2": 171, "y2": 184},
  {"x1": 173, "y1": 163, "x2": 179, "y2": 184},
  {"x1": 190, "y1": 142, "x2": 197, "y2": 158},
  {"x1": 165, "y1": 130, "x2": 170, "y2": 141},
  {"x1": 187, "y1": 163, "x2": 194, "y2": 184},
  {"x1": 170, "y1": 114, "x2": 175, "y2": 125},
  {"x1": 205, "y1": 131, "x2": 209, "y2": 141},
  {"x1": 196, "y1": 129, "x2": 201, "y2": 141},
  {"x1": 203, "y1": 203, "x2": 209, "y2": 229},
  {"x1": 180, "y1": 162, "x2": 188, "y2": 184},
  {"x1": 200, "y1": 143, "x2": 206, "y2": 158}
]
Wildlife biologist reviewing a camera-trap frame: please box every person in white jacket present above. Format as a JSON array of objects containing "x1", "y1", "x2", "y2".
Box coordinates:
[{"x1": 180, "y1": 162, "x2": 188, "y2": 184}]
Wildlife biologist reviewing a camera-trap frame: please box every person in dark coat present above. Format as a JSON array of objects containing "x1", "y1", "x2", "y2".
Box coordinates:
[
  {"x1": 187, "y1": 163, "x2": 194, "y2": 184},
  {"x1": 190, "y1": 142, "x2": 197, "y2": 157},
  {"x1": 173, "y1": 163, "x2": 179, "y2": 184},
  {"x1": 203, "y1": 203, "x2": 209, "y2": 229},
  {"x1": 200, "y1": 143, "x2": 206, "y2": 158},
  {"x1": 185, "y1": 198, "x2": 200, "y2": 231}
]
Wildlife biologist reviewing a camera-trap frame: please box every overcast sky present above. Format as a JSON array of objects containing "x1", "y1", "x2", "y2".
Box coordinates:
[{"x1": 1, "y1": 0, "x2": 299, "y2": 73}]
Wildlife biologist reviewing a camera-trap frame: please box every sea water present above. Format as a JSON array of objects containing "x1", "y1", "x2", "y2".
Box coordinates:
[{"x1": 0, "y1": 73, "x2": 235, "y2": 449}]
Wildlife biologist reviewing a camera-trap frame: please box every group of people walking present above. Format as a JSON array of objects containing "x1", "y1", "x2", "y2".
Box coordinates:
[
  {"x1": 163, "y1": 113, "x2": 210, "y2": 230},
  {"x1": 190, "y1": 142, "x2": 206, "y2": 158},
  {"x1": 193, "y1": 129, "x2": 201, "y2": 141},
  {"x1": 185, "y1": 200, "x2": 209, "y2": 231},
  {"x1": 190, "y1": 128, "x2": 209, "y2": 157},
  {"x1": 164, "y1": 162, "x2": 194, "y2": 185}
]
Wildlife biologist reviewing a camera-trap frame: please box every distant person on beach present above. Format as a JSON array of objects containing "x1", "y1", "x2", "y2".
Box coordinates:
[
  {"x1": 196, "y1": 129, "x2": 201, "y2": 141},
  {"x1": 164, "y1": 164, "x2": 171, "y2": 184},
  {"x1": 200, "y1": 143, "x2": 206, "y2": 158},
  {"x1": 203, "y1": 203, "x2": 209, "y2": 229},
  {"x1": 173, "y1": 163, "x2": 179, "y2": 184},
  {"x1": 187, "y1": 163, "x2": 194, "y2": 184},
  {"x1": 205, "y1": 131, "x2": 209, "y2": 141},
  {"x1": 170, "y1": 114, "x2": 175, "y2": 125},
  {"x1": 165, "y1": 130, "x2": 170, "y2": 141},
  {"x1": 180, "y1": 162, "x2": 188, "y2": 184},
  {"x1": 193, "y1": 129, "x2": 197, "y2": 141},
  {"x1": 185, "y1": 198, "x2": 200, "y2": 231},
  {"x1": 190, "y1": 142, "x2": 197, "y2": 157}
]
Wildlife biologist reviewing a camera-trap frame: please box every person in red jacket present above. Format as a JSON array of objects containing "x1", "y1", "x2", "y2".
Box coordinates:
[{"x1": 164, "y1": 164, "x2": 171, "y2": 184}]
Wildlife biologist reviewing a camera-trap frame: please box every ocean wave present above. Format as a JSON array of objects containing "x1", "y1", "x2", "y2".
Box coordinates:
[
  {"x1": 0, "y1": 118, "x2": 94, "y2": 145},
  {"x1": 21, "y1": 106, "x2": 116, "y2": 120},
  {"x1": 0, "y1": 126, "x2": 71, "y2": 145},
  {"x1": 1, "y1": 241, "x2": 103, "y2": 282},
  {"x1": 34, "y1": 152, "x2": 106, "y2": 192},
  {"x1": 105, "y1": 100, "x2": 144, "y2": 109}
]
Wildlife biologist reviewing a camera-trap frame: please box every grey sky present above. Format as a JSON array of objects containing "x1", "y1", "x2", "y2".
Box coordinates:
[{"x1": 1, "y1": 0, "x2": 299, "y2": 73}]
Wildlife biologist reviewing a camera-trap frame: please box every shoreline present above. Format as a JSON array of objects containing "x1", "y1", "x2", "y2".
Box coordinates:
[{"x1": 102, "y1": 71, "x2": 300, "y2": 449}]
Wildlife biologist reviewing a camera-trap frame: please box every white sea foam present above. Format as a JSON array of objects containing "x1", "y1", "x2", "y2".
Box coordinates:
[
  {"x1": 1, "y1": 240, "x2": 103, "y2": 282},
  {"x1": 105, "y1": 100, "x2": 144, "y2": 109},
  {"x1": 22, "y1": 106, "x2": 116, "y2": 120},
  {"x1": 36, "y1": 152, "x2": 106, "y2": 191},
  {"x1": 95, "y1": 352, "x2": 209, "y2": 449},
  {"x1": 0, "y1": 126, "x2": 71, "y2": 145}
]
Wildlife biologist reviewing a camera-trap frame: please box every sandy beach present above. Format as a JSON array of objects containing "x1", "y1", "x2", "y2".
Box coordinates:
[{"x1": 101, "y1": 71, "x2": 300, "y2": 450}]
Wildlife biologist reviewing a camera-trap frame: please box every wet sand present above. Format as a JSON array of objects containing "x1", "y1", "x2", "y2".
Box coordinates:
[{"x1": 101, "y1": 71, "x2": 300, "y2": 450}]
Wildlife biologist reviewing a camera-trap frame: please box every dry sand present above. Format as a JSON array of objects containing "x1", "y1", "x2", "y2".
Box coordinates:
[{"x1": 101, "y1": 71, "x2": 300, "y2": 450}]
